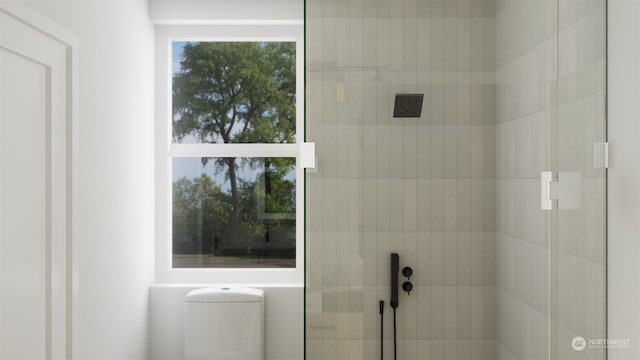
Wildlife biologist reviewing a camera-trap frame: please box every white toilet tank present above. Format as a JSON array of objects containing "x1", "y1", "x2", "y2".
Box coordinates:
[{"x1": 184, "y1": 287, "x2": 264, "y2": 360}]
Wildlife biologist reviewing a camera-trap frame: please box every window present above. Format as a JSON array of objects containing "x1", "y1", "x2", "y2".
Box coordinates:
[{"x1": 155, "y1": 25, "x2": 304, "y2": 284}]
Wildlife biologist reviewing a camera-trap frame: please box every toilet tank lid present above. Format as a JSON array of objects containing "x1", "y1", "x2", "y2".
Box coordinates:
[{"x1": 185, "y1": 287, "x2": 264, "y2": 303}]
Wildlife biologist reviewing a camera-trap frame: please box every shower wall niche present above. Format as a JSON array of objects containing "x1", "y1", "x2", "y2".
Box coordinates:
[{"x1": 305, "y1": 0, "x2": 606, "y2": 359}]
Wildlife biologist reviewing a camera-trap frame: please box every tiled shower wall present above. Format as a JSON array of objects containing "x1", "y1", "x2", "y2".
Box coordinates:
[
  {"x1": 495, "y1": 0, "x2": 606, "y2": 359},
  {"x1": 305, "y1": 0, "x2": 498, "y2": 359}
]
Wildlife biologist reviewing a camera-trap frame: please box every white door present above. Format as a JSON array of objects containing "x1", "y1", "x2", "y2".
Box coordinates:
[{"x1": 0, "y1": 5, "x2": 74, "y2": 360}]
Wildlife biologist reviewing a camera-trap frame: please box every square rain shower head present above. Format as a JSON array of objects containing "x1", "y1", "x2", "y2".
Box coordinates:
[{"x1": 393, "y1": 94, "x2": 424, "y2": 118}]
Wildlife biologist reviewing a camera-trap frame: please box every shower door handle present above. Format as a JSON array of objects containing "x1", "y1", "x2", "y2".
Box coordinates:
[
  {"x1": 541, "y1": 171, "x2": 582, "y2": 210},
  {"x1": 541, "y1": 171, "x2": 554, "y2": 210}
]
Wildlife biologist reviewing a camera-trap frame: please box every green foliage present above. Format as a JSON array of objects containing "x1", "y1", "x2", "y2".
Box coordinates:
[
  {"x1": 171, "y1": 41, "x2": 297, "y2": 253},
  {"x1": 172, "y1": 160, "x2": 296, "y2": 255},
  {"x1": 172, "y1": 42, "x2": 296, "y2": 144},
  {"x1": 172, "y1": 175, "x2": 228, "y2": 252}
]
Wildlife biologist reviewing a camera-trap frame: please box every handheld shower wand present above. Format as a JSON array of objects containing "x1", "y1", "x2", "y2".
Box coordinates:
[
  {"x1": 390, "y1": 253, "x2": 399, "y2": 309},
  {"x1": 390, "y1": 253, "x2": 399, "y2": 360},
  {"x1": 379, "y1": 300, "x2": 384, "y2": 360}
]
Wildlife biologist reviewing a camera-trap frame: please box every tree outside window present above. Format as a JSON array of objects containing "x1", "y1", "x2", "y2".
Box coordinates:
[{"x1": 171, "y1": 41, "x2": 296, "y2": 268}]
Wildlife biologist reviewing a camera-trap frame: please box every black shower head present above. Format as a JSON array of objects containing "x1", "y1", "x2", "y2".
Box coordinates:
[{"x1": 393, "y1": 93, "x2": 424, "y2": 118}]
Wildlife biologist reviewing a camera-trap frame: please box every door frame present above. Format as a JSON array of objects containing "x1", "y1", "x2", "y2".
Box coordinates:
[{"x1": 0, "y1": 2, "x2": 78, "y2": 359}]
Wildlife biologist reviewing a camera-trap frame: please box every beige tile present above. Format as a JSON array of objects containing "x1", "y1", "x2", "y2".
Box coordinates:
[
  {"x1": 402, "y1": 285, "x2": 418, "y2": 340},
  {"x1": 336, "y1": 233, "x2": 351, "y2": 286},
  {"x1": 376, "y1": 179, "x2": 391, "y2": 232},
  {"x1": 484, "y1": 286, "x2": 496, "y2": 339},
  {"x1": 362, "y1": 72, "x2": 378, "y2": 126},
  {"x1": 403, "y1": 124, "x2": 418, "y2": 179},
  {"x1": 416, "y1": 126, "x2": 431, "y2": 179},
  {"x1": 322, "y1": 179, "x2": 338, "y2": 231},
  {"x1": 470, "y1": 233, "x2": 485, "y2": 286},
  {"x1": 470, "y1": 126, "x2": 485, "y2": 178},
  {"x1": 321, "y1": 123, "x2": 338, "y2": 177},
  {"x1": 416, "y1": 233, "x2": 430, "y2": 286},
  {"x1": 444, "y1": 233, "x2": 458, "y2": 285},
  {"x1": 376, "y1": 73, "x2": 392, "y2": 125},
  {"x1": 363, "y1": 18, "x2": 376, "y2": 68},
  {"x1": 362, "y1": 179, "x2": 377, "y2": 232},
  {"x1": 470, "y1": 180, "x2": 485, "y2": 231},
  {"x1": 443, "y1": 287, "x2": 458, "y2": 339},
  {"x1": 389, "y1": 125, "x2": 404, "y2": 179},
  {"x1": 457, "y1": 233, "x2": 472, "y2": 286},
  {"x1": 389, "y1": 179, "x2": 404, "y2": 232},
  {"x1": 457, "y1": 179, "x2": 471, "y2": 232},
  {"x1": 362, "y1": 233, "x2": 377, "y2": 286},
  {"x1": 458, "y1": 81, "x2": 472, "y2": 126},
  {"x1": 444, "y1": 82, "x2": 458, "y2": 125},
  {"x1": 444, "y1": 339, "x2": 458, "y2": 359},
  {"x1": 443, "y1": 18, "x2": 459, "y2": 71},
  {"x1": 403, "y1": 18, "x2": 418, "y2": 71},
  {"x1": 443, "y1": 180, "x2": 458, "y2": 232},
  {"x1": 484, "y1": 180, "x2": 497, "y2": 232},
  {"x1": 430, "y1": 286, "x2": 445, "y2": 339},
  {"x1": 458, "y1": 19, "x2": 471, "y2": 71},
  {"x1": 430, "y1": 179, "x2": 445, "y2": 232},
  {"x1": 430, "y1": 233, "x2": 445, "y2": 285},
  {"x1": 457, "y1": 286, "x2": 472, "y2": 339},
  {"x1": 470, "y1": 287, "x2": 485, "y2": 339},
  {"x1": 430, "y1": 339, "x2": 444, "y2": 360},
  {"x1": 376, "y1": 18, "x2": 390, "y2": 68},
  {"x1": 484, "y1": 234, "x2": 496, "y2": 286},
  {"x1": 444, "y1": 126, "x2": 458, "y2": 178},
  {"x1": 389, "y1": 18, "x2": 404, "y2": 71},
  {"x1": 471, "y1": 84, "x2": 485, "y2": 125},
  {"x1": 416, "y1": 286, "x2": 431, "y2": 339},
  {"x1": 416, "y1": 179, "x2": 430, "y2": 232},
  {"x1": 348, "y1": 235, "x2": 364, "y2": 286},
  {"x1": 417, "y1": 19, "x2": 431, "y2": 70},
  {"x1": 376, "y1": 126, "x2": 391, "y2": 178},
  {"x1": 457, "y1": 126, "x2": 471, "y2": 178},
  {"x1": 430, "y1": 18, "x2": 444, "y2": 71},
  {"x1": 336, "y1": 19, "x2": 349, "y2": 68},
  {"x1": 348, "y1": 179, "x2": 363, "y2": 232},
  {"x1": 335, "y1": 180, "x2": 351, "y2": 232},
  {"x1": 430, "y1": 125, "x2": 445, "y2": 178},
  {"x1": 404, "y1": 180, "x2": 418, "y2": 232}
]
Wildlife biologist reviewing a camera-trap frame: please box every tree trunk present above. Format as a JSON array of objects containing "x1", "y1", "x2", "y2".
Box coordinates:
[
  {"x1": 225, "y1": 157, "x2": 240, "y2": 252},
  {"x1": 264, "y1": 158, "x2": 271, "y2": 243}
]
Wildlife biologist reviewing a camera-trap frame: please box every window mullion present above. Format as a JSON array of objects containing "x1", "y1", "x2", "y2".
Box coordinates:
[{"x1": 169, "y1": 143, "x2": 297, "y2": 158}]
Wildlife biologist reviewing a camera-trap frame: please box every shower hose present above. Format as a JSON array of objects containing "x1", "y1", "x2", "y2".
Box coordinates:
[{"x1": 380, "y1": 300, "x2": 399, "y2": 360}]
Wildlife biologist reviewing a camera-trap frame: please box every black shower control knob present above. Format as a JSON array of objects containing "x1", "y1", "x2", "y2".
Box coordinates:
[
  {"x1": 402, "y1": 266, "x2": 413, "y2": 279},
  {"x1": 402, "y1": 281, "x2": 413, "y2": 295}
]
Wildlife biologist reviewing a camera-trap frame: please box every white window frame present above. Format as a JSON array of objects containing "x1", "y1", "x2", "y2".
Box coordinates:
[{"x1": 154, "y1": 24, "x2": 304, "y2": 284}]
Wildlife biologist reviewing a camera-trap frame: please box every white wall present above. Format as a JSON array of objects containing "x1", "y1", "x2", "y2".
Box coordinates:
[
  {"x1": 608, "y1": 1, "x2": 640, "y2": 359},
  {"x1": 149, "y1": 285, "x2": 303, "y2": 360},
  {"x1": 23, "y1": 1, "x2": 155, "y2": 359},
  {"x1": 148, "y1": 0, "x2": 303, "y2": 24}
]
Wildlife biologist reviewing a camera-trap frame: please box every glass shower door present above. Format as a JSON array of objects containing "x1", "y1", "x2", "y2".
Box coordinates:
[{"x1": 551, "y1": 0, "x2": 607, "y2": 359}]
